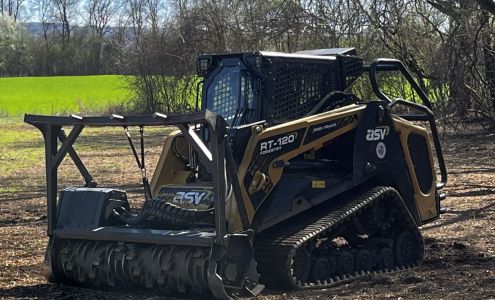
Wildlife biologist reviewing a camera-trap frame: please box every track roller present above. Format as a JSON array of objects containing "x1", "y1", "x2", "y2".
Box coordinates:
[{"x1": 394, "y1": 230, "x2": 420, "y2": 266}]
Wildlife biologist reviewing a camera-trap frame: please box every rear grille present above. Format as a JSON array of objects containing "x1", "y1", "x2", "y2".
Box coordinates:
[
  {"x1": 269, "y1": 63, "x2": 338, "y2": 121},
  {"x1": 341, "y1": 56, "x2": 363, "y2": 87}
]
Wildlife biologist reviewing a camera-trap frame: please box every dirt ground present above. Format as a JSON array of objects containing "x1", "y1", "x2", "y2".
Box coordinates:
[{"x1": 0, "y1": 122, "x2": 494, "y2": 300}]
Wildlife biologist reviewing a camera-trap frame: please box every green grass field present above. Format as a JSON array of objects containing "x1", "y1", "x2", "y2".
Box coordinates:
[{"x1": 0, "y1": 75, "x2": 130, "y2": 116}]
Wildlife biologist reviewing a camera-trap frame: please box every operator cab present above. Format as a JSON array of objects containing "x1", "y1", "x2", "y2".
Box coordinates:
[{"x1": 196, "y1": 49, "x2": 363, "y2": 127}]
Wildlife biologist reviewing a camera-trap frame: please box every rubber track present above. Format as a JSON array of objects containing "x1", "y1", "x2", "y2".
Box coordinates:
[{"x1": 254, "y1": 186, "x2": 424, "y2": 289}]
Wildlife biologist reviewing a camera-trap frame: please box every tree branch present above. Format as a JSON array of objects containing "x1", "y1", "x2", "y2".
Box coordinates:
[{"x1": 476, "y1": 0, "x2": 495, "y2": 15}]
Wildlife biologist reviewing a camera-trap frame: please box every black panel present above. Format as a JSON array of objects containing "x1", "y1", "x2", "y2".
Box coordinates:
[
  {"x1": 407, "y1": 133, "x2": 433, "y2": 194},
  {"x1": 56, "y1": 188, "x2": 129, "y2": 229},
  {"x1": 253, "y1": 164, "x2": 354, "y2": 232},
  {"x1": 352, "y1": 101, "x2": 421, "y2": 225},
  {"x1": 256, "y1": 177, "x2": 310, "y2": 222}
]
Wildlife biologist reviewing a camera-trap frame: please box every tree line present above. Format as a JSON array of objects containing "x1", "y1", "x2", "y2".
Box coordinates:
[{"x1": 0, "y1": 0, "x2": 494, "y2": 127}]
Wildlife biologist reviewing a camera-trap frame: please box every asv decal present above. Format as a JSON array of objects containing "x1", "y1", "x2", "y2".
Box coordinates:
[
  {"x1": 366, "y1": 126, "x2": 390, "y2": 141},
  {"x1": 172, "y1": 192, "x2": 209, "y2": 206}
]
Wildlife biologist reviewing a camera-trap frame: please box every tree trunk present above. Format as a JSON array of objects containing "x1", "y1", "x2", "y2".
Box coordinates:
[{"x1": 482, "y1": 18, "x2": 495, "y2": 114}]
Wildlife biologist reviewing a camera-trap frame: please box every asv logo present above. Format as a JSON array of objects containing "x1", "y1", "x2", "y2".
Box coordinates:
[
  {"x1": 172, "y1": 192, "x2": 208, "y2": 206},
  {"x1": 366, "y1": 126, "x2": 389, "y2": 141}
]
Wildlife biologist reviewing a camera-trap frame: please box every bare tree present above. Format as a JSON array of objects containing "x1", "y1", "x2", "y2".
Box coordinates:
[
  {"x1": 425, "y1": 0, "x2": 495, "y2": 126},
  {"x1": 34, "y1": 0, "x2": 56, "y2": 74},
  {"x1": 52, "y1": 0, "x2": 76, "y2": 50},
  {"x1": 1, "y1": 0, "x2": 24, "y2": 21},
  {"x1": 87, "y1": 0, "x2": 117, "y2": 73}
]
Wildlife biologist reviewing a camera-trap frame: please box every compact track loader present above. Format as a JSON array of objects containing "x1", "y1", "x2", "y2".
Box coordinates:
[{"x1": 25, "y1": 48, "x2": 447, "y2": 299}]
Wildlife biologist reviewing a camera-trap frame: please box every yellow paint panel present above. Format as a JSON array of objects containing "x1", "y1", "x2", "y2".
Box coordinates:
[
  {"x1": 393, "y1": 116, "x2": 438, "y2": 222},
  {"x1": 150, "y1": 131, "x2": 192, "y2": 196}
]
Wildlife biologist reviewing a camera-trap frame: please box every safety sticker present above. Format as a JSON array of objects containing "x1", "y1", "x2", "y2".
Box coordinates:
[{"x1": 376, "y1": 142, "x2": 387, "y2": 159}]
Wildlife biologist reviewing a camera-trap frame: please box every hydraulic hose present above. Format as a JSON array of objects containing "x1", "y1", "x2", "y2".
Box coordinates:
[{"x1": 112, "y1": 199, "x2": 215, "y2": 226}]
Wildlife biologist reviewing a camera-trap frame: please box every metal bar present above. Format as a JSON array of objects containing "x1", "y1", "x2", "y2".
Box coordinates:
[
  {"x1": 54, "y1": 227, "x2": 214, "y2": 247},
  {"x1": 52, "y1": 125, "x2": 84, "y2": 169},
  {"x1": 24, "y1": 111, "x2": 216, "y2": 127},
  {"x1": 177, "y1": 124, "x2": 213, "y2": 168},
  {"x1": 140, "y1": 126, "x2": 145, "y2": 171},
  {"x1": 398, "y1": 114, "x2": 430, "y2": 121},
  {"x1": 389, "y1": 99, "x2": 434, "y2": 116},
  {"x1": 195, "y1": 80, "x2": 204, "y2": 111},
  {"x1": 41, "y1": 125, "x2": 59, "y2": 236},
  {"x1": 363, "y1": 64, "x2": 399, "y2": 72},
  {"x1": 56, "y1": 129, "x2": 96, "y2": 187},
  {"x1": 139, "y1": 126, "x2": 152, "y2": 199},
  {"x1": 368, "y1": 61, "x2": 392, "y2": 103},
  {"x1": 211, "y1": 128, "x2": 227, "y2": 244},
  {"x1": 225, "y1": 143, "x2": 250, "y2": 230},
  {"x1": 368, "y1": 58, "x2": 433, "y2": 109},
  {"x1": 123, "y1": 126, "x2": 143, "y2": 169}
]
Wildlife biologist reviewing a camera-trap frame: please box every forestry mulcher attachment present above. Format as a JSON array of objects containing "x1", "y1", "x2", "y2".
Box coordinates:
[{"x1": 25, "y1": 48, "x2": 447, "y2": 299}]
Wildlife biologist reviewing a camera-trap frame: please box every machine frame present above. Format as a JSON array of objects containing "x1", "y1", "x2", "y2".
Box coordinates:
[{"x1": 23, "y1": 50, "x2": 448, "y2": 299}]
